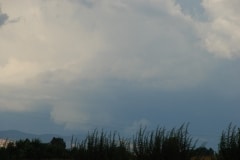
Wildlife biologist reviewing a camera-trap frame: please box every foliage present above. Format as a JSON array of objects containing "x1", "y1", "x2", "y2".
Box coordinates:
[
  {"x1": 75, "y1": 129, "x2": 131, "y2": 160},
  {"x1": 4, "y1": 123, "x2": 240, "y2": 160},
  {"x1": 218, "y1": 123, "x2": 240, "y2": 160},
  {"x1": 191, "y1": 147, "x2": 216, "y2": 160},
  {"x1": 132, "y1": 124, "x2": 195, "y2": 160},
  {"x1": 0, "y1": 137, "x2": 67, "y2": 159}
]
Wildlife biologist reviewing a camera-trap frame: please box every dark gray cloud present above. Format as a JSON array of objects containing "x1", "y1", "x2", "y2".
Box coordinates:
[{"x1": 0, "y1": 8, "x2": 8, "y2": 26}]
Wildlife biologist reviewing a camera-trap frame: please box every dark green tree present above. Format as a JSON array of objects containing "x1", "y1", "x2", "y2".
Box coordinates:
[{"x1": 47, "y1": 137, "x2": 67, "y2": 158}]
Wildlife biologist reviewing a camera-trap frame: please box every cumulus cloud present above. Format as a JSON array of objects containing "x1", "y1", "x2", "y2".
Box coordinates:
[
  {"x1": 0, "y1": 0, "x2": 234, "y2": 131},
  {"x1": 198, "y1": 0, "x2": 240, "y2": 58},
  {"x1": 0, "y1": 58, "x2": 40, "y2": 85}
]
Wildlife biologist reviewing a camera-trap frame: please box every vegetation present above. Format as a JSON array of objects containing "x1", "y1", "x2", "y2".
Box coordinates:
[
  {"x1": 218, "y1": 123, "x2": 240, "y2": 160},
  {"x1": 0, "y1": 123, "x2": 239, "y2": 160},
  {"x1": 132, "y1": 124, "x2": 195, "y2": 160},
  {"x1": 72, "y1": 129, "x2": 131, "y2": 160},
  {"x1": 0, "y1": 137, "x2": 68, "y2": 159}
]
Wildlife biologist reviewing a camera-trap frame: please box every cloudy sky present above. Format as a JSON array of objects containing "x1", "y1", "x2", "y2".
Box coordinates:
[{"x1": 0, "y1": 0, "x2": 240, "y2": 149}]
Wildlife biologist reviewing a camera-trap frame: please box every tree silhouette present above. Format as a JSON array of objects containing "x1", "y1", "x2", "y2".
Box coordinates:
[{"x1": 218, "y1": 123, "x2": 240, "y2": 160}]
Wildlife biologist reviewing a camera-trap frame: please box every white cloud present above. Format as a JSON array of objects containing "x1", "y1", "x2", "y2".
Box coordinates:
[
  {"x1": 0, "y1": 58, "x2": 39, "y2": 85},
  {"x1": 198, "y1": 0, "x2": 240, "y2": 58},
  {"x1": 50, "y1": 100, "x2": 113, "y2": 131},
  {"x1": 50, "y1": 103, "x2": 90, "y2": 130},
  {"x1": 0, "y1": 0, "x2": 220, "y2": 130}
]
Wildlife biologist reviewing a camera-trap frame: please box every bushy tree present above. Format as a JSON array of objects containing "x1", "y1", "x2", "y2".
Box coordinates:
[{"x1": 46, "y1": 137, "x2": 67, "y2": 158}]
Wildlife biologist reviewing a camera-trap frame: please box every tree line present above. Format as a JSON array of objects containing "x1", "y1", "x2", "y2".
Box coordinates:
[{"x1": 0, "y1": 123, "x2": 239, "y2": 160}]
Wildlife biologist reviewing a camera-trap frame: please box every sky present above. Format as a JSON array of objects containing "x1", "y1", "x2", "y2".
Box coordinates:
[{"x1": 0, "y1": 0, "x2": 240, "y2": 149}]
